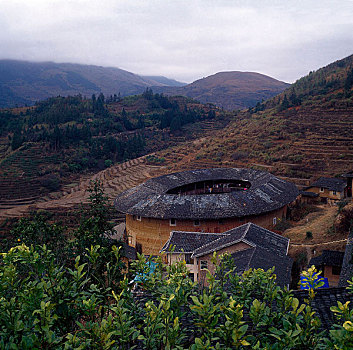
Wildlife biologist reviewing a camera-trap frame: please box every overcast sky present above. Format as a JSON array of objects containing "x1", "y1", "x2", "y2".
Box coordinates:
[{"x1": 1, "y1": 0, "x2": 352, "y2": 83}]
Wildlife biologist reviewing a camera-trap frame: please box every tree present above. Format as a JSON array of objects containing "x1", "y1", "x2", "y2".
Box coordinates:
[
  {"x1": 74, "y1": 179, "x2": 114, "y2": 253},
  {"x1": 11, "y1": 129, "x2": 23, "y2": 150}
]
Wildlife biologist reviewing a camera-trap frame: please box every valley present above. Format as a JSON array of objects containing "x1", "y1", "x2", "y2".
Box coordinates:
[{"x1": 0, "y1": 54, "x2": 353, "y2": 264}]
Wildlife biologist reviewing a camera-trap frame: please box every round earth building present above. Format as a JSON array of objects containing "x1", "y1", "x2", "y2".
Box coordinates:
[{"x1": 115, "y1": 168, "x2": 299, "y2": 255}]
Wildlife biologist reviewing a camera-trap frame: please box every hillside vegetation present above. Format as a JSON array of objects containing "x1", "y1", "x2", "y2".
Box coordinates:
[
  {"x1": 1, "y1": 54, "x2": 353, "y2": 223},
  {"x1": 156, "y1": 54, "x2": 353, "y2": 187},
  {"x1": 0, "y1": 90, "x2": 227, "y2": 203}
]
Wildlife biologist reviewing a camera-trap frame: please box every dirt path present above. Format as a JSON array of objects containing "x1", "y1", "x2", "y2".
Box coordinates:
[
  {"x1": 284, "y1": 203, "x2": 350, "y2": 261},
  {"x1": 290, "y1": 238, "x2": 348, "y2": 247},
  {"x1": 284, "y1": 205, "x2": 341, "y2": 245}
]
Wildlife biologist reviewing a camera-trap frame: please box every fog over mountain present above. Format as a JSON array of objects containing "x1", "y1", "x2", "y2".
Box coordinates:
[{"x1": 1, "y1": 1, "x2": 352, "y2": 83}]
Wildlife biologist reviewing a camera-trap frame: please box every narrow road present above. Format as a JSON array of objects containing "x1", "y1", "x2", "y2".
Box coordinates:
[{"x1": 290, "y1": 238, "x2": 348, "y2": 247}]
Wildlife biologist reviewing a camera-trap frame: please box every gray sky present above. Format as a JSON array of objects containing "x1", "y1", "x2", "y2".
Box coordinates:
[{"x1": 1, "y1": 0, "x2": 352, "y2": 83}]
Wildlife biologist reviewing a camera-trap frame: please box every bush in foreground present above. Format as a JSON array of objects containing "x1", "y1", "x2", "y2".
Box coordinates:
[{"x1": 1, "y1": 245, "x2": 353, "y2": 349}]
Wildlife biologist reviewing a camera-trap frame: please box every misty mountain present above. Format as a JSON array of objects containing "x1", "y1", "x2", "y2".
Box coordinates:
[
  {"x1": 152, "y1": 71, "x2": 290, "y2": 110},
  {"x1": 0, "y1": 60, "x2": 184, "y2": 108},
  {"x1": 140, "y1": 75, "x2": 186, "y2": 87}
]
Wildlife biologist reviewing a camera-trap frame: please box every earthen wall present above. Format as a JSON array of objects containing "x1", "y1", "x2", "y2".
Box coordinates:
[{"x1": 126, "y1": 206, "x2": 287, "y2": 255}]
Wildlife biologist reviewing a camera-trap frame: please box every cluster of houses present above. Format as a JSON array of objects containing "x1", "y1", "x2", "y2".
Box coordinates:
[{"x1": 115, "y1": 168, "x2": 353, "y2": 289}]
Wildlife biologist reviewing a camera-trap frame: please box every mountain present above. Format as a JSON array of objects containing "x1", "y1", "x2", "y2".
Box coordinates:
[
  {"x1": 140, "y1": 75, "x2": 186, "y2": 87},
  {"x1": 0, "y1": 60, "x2": 288, "y2": 110},
  {"x1": 0, "y1": 60, "x2": 183, "y2": 108},
  {"x1": 152, "y1": 71, "x2": 290, "y2": 110},
  {"x1": 155, "y1": 54, "x2": 353, "y2": 186}
]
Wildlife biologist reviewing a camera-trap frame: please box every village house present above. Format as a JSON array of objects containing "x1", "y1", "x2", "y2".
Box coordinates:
[
  {"x1": 304, "y1": 177, "x2": 346, "y2": 203},
  {"x1": 160, "y1": 222, "x2": 293, "y2": 287},
  {"x1": 115, "y1": 168, "x2": 299, "y2": 255},
  {"x1": 309, "y1": 250, "x2": 345, "y2": 287}
]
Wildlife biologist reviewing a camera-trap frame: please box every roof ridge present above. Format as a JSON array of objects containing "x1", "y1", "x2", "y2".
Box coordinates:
[
  {"x1": 246, "y1": 222, "x2": 289, "y2": 242},
  {"x1": 159, "y1": 231, "x2": 175, "y2": 253},
  {"x1": 192, "y1": 233, "x2": 232, "y2": 257},
  {"x1": 171, "y1": 230, "x2": 229, "y2": 236},
  {"x1": 241, "y1": 222, "x2": 251, "y2": 239},
  {"x1": 245, "y1": 246, "x2": 257, "y2": 270}
]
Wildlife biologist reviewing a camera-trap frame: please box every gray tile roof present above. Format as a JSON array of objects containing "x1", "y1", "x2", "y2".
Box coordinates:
[
  {"x1": 122, "y1": 243, "x2": 137, "y2": 260},
  {"x1": 307, "y1": 177, "x2": 346, "y2": 192},
  {"x1": 293, "y1": 287, "x2": 353, "y2": 331},
  {"x1": 161, "y1": 223, "x2": 291, "y2": 286},
  {"x1": 160, "y1": 231, "x2": 229, "y2": 253},
  {"x1": 309, "y1": 250, "x2": 345, "y2": 268},
  {"x1": 300, "y1": 191, "x2": 319, "y2": 198},
  {"x1": 231, "y1": 246, "x2": 293, "y2": 287},
  {"x1": 115, "y1": 168, "x2": 299, "y2": 220},
  {"x1": 192, "y1": 223, "x2": 289, "y2": 258}
]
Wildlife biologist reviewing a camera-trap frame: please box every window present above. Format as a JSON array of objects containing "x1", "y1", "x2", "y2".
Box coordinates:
[
  {"x1": 273, "y1": 217, "x2": 277, "y2": 225},
  {"x1": 137, "y1": 215, "x2": 141, "y2": 221},
  {"x1": 332, "y1": 191, "x2": 337, "y2": 195},
  {"x1": 332, "y1": 266, "x2": 341, "y2": 275},
  {"x1": 194, "y1": 219, "x2": 200, "y2": 226},
  {"x1": 169, "y1": 218, "x2": 176, "y2": 226},
  {"x1": 200, "y1": 260, "x2": 208, "y2": 270},
  {"x1": 185, "y1": 254, "x2": 194, "y2": 264},
  {"x1": 188, "y1": 273, "x2": 194, "y2": 282},
  {"x1": 320, "y1": 187, "x2": 324, "y2": 192}
]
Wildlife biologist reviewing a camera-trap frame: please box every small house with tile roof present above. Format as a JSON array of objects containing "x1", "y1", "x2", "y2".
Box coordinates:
[
  {"x1": 115, "y1": 168, "x2": 299, "y2": 255},
  {"x1": 309, "y1": 250, "x2": 345, "y2": 287},
  {"x1": 161, "y1": 223, "x2": 292, "y2": 287},
  {"x1": 305, "y1": 177, "x2": 346, "y2": 203}
]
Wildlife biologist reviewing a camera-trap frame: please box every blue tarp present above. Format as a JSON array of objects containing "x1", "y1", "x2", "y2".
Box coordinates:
[
  {"x1": 300, "y1": 273, "x2": 329, "y2": 289},
  {"x1": 134, "y1": 260, "x2": 157, "y2": 283}
]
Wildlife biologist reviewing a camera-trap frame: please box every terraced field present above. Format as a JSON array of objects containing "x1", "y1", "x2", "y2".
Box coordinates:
[
  {"x1": 0, "y1": 105, "x2": 351, "y2": 222},
  {"x1": 0, "y1": 156, "x2": 164, "y2": 219},
  {"x1": 159, "y1": 107, "x2": 353, "y2": 190}
]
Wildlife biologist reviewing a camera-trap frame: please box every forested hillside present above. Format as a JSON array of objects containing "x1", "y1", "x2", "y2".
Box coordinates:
[
  {"x1": 0, "y1": 89, "x2": 224, "y2": 200},
  {"x1": 0, "y1": 60, "x2": 184, "y2": 108}
]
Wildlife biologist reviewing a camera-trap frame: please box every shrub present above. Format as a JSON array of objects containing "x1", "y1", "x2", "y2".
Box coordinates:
[{"x1": 306, "y1": 231, "x2": 313, "y2": 239}]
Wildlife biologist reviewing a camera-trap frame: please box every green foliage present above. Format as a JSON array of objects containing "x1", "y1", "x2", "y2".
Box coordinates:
[
  {"x1": 306, "y1": 231, "x2": 313, "y2": 239},
  {"x1": 9, "y1": 213, "x2": 68, "y2": 263},
  {"x1": 0, "y1": 246, "x2": 353, "y2": 348},
  {"x1": 74, "y1": 179, "x2": 114, "y2": 252},
  {"x1": 1, "y1": 198, "x2": 353, "y2": 350}
]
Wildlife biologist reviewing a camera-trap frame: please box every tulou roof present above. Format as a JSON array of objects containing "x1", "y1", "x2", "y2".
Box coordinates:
[
  {"x1": 307, "y1": 177, "x2": 346, "y2": 193},
  {"x1": 114, "y1": 168, "x2": 299, "y2": 220}
]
